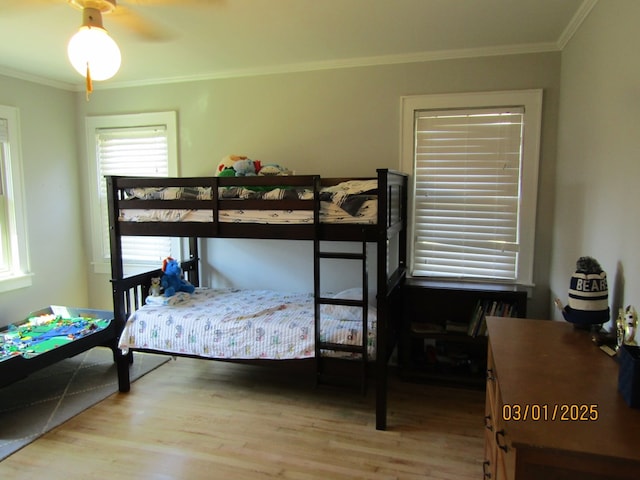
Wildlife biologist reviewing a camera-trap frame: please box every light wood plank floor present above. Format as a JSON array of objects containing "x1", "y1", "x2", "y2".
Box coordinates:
[{"x1": 0, "y1": 357, "x2": 485, "y2": 479}]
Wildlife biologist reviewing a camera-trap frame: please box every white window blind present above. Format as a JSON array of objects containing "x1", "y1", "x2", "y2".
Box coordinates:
[
  {"x1": 96, "y1": 125, "x2": 172, "y2": 264},
  {"x1": 412, "y1": 107, "x2": 525, "y2": 281}
]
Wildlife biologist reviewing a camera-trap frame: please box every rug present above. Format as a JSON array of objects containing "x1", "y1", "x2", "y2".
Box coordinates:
[{"x1": 0, "y1": 347, "x2": 169, "y2": 461}]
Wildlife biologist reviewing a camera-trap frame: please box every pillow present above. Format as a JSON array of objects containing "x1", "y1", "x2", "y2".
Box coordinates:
[
  {"x1": 321, "y1": 288, "x2": 377, "y2": 322},
  {"x1": 145, "y1": 291, "x2": 191, "y2": 306}
]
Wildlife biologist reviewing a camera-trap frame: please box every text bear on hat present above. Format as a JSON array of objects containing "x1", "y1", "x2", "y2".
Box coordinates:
[{"x1": 561, "y1": 256, "x2": 610, "y2": 326}]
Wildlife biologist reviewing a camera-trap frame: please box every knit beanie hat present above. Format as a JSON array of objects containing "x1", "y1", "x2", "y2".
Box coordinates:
[{"x1": 562, "y1": 256, "x2": 610, "y2": 325}]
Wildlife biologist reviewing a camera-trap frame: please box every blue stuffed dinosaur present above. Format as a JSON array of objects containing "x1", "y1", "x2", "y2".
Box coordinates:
[{"x1": 161, "y1": 257, "x2": 195, "y2": 297}]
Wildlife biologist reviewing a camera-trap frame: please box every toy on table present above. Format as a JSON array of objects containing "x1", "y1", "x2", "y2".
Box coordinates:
[
  {"x1": 1, "y1": 313, "x2": 111, "y2": 362},
  {"x1": 616, "y1": 305, "x2": 638, "y2": 347}
]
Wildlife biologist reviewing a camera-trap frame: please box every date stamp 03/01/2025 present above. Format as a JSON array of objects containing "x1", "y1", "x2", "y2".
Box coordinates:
[{"x1": 501, "y1": 404, "x2": 599, "y2": 422}]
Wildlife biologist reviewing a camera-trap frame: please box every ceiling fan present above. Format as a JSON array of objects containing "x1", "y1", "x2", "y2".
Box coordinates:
[
  {"x1": 68, "y1": 0, "x2": 180, "y2": 42},
  {"x1": 4, "y1": 0, "x2": 217, "y2": 97},
  {"x1": 67, "y1": 1, "x2": 121, "y2": 86}
]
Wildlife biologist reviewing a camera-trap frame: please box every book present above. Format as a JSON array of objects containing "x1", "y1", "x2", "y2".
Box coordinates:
[
  {"x1": 411, "y1": 322, "x2": 445, "y2": 334},
  {"x1": 446, "y1": 320, "x2": 469, "y2": 333},
  {"x1": 468, "y1": 300, "x2": 484, "y2": 337}
]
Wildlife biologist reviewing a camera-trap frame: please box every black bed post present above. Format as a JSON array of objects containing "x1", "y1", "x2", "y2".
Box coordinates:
[
  {"x1": 106, "y1": 176, "x2": 132, "y2": 392},
  {"x1": 189, "y1": 237, "x2": 200, "y2": 287},
  {"x1": 399, "y1": 172, "x2": 408, "y2": 273},
  {"x1": 375, "y1": 169, "x2": 389, "y2": 431},
  {"x1": 374, "y1": 169, "x2": 408, "y2": 430}
]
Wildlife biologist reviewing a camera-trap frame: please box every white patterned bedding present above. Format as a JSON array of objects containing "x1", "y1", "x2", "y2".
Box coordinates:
[
  {"x1": 118, "y1": 179, "x2": 378, "y2": 224},
  {"x1": 118, "y1": 288, "x2": 376, "y2": 360},
  {"x1": 119, "y1": 199, "x2": 377, "y2": 224}
]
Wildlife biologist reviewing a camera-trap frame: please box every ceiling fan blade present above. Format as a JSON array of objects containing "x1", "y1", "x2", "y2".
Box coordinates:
[
  {"x1": 1, "y1": 0, "x2": 57, "y2": 12},
  {"x1": 124, "y1": 0, "x2": 224, "y2": 6},
  {"x1": 109, "y1": 4, "x2": 172, "y2": 41}
]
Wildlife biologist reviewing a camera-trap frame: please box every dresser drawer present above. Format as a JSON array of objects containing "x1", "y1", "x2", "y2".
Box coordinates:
[
  {"x1": 483, "y1": 389, "x2": 497, "y2": 479},
  {"x1": 485, "y1": 342, "x2": 516, "y2": 480}
]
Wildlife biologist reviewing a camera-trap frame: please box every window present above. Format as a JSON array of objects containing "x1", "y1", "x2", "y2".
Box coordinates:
[
  {"x1": 0, "y1": 105, "x2": 31, "y2": 292},
  {"x1": 400, "y1": 90, "x2": 542, "y2": 285},
  {"x1": 86, "y1": 112, "x2": 178, "y2": 273}
]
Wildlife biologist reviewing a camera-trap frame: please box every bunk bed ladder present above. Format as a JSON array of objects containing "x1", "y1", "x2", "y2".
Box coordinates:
[{"x1": 314, "y1": 233, "x2": 369, "y2": 394}]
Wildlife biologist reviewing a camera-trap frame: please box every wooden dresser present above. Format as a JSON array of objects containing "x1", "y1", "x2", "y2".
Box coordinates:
[{"x1": 484, "y1": 317, "x2": 640, "y2": 480}]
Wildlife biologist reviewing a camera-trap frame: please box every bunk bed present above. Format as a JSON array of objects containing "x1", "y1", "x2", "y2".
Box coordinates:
[{"x1": 107, "y1": 169, "x2": 407, "y2": 430}]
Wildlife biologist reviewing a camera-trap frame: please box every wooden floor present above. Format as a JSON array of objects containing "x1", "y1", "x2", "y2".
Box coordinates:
[{"x1": 0, "y1": 357, "x2": 485, "y2": 479}]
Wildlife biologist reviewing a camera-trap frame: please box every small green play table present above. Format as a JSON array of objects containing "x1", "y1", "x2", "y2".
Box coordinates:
[{"x1": 0, "y1": 306, "x2": 117, "y2": 388}]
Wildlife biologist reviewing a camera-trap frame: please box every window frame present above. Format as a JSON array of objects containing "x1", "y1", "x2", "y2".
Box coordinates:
[
  {"x1": 85, "y1": 111, "x2": 179, "y2": 274},
  {"x1": 400, "y1": 90, "x2": 542, "y2": 286},
  {"x1": 0, "y1": 105, "x2": 31, "y2": 293}
]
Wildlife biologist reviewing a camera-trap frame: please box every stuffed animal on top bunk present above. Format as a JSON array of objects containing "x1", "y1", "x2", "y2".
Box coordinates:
[
  {"x1": 160, "y1": 257, "x2": 195, "y2": 297},
  {"x1": 258, "y1": 163, "x2": 291, "y2": 176},
  {"x1": 216, "y1": 154, "x2": 245, "y2": 175},
  {"x1": 216, "y1": 154, "x2": 262, "y2": 177}
]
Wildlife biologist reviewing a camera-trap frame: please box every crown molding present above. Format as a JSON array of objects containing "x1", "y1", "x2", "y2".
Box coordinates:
[
  {"x1": 1, "y1": 2, "x2": 597, "y2": 92},
  {"x1": 95, "y1": 41, "x2": 561, "y2": 90},
  {"x1": 557, "y1": 0, "x2": 599, "y2": 50},
  {"x1": 2, "y1": 39, "x2": 570, "y2": 92},
  {"x1": 0, "y1": 67, "x2": 77, "y2": 91}
]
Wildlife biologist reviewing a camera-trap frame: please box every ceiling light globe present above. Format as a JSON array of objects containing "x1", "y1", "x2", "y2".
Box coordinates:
[{"x1": 67, "y1": 26, "x2": 121, "y2": 81}]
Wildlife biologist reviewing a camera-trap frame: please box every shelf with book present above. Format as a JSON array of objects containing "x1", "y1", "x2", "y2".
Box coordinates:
[{"x1": 399, "y1": 279, "x2": 527, "y2": 387}]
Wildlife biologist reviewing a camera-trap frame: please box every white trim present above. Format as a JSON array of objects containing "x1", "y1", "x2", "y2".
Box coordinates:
[
  {"x1": 0, "y1": 273, "x2": 33, "y2": 293},
  {"x1": 0, "y1": 67, "x2": 77, "y2": 91},
  {"x1": 85, "y1": 111, "x2": 179, "y2": 272},
  {"x1": 400, "y1": 89, "x2": 542, "y2": 286},
  {"x1": 557, "y1": 0, "x2": 599, "y2": 50},
  {"x1": 3, "y1": 41, "x2": 562, "y2": 91},
  {"x1": 0, "y1": 105, "x2": 31, "y2": 292},
  {"x1": 93, "y1": 42, "x2": 560, "y2": 89}
]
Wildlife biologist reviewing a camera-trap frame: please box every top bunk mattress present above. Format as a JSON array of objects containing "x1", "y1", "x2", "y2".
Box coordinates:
[{"x1": 118, "y1": 179, "x2": 378, "y2": 225}]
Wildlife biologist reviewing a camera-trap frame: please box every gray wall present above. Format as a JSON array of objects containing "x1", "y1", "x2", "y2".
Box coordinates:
[
  {"x1": 0, "y1": 75, "x2": 86, "y2": 325},
  {"x1": 552, "y1": 0, "x2": 640, "y2": 341},
  {"x1": 6, "y1": 1, "x2": 639, "y2": 341},
  {"x1": 2, "y1": 50, "x2": 562, "y2": 325},
  {"x1": 75, "y1": 52, "x2": 561, "y2": 318}
]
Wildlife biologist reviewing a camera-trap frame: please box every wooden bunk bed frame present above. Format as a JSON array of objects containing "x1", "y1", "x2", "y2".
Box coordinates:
[{"x1": 107, "y1": 168, "x2": 407, "y2": 430}]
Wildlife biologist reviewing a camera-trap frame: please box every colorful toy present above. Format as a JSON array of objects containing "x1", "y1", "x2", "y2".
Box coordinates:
[
  {"x1": 258, "y1": 163, "x2": 290, "y2": 176},
  {"x1": 617, "y1": 305, "x2": 638, "y2": 346},
  {"x1": 216, "y1": 154, "x2": 247, "y2": 176},
  {"x1": 149, "y1": 277, "x2": 162, "y2": 296},
  {"x1": 215, "y1": 155, "x2": 291, "y2": 177},
  {"x1": 161, "y1": 257, "x2": 195, "y2": 297},
  {"x1": 233, "y1": 158, "x2": 260, "y2": 176},
  {"x1": 1, "y1": 313, "x2": 111, "y2": 362},
  {"x1": 216, "y1": 154, "x2": 264, "y2": 177}
]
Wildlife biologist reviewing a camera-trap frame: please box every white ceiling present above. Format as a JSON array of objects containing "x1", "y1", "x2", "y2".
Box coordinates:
[{"x1": 0, "y1": 0, "x2": 596, "y2": 91}]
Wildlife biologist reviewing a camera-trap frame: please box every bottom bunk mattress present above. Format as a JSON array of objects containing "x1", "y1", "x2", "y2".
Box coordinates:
[{"x1": 118, "y1": 288, "x2": 376, "y2": 360}]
